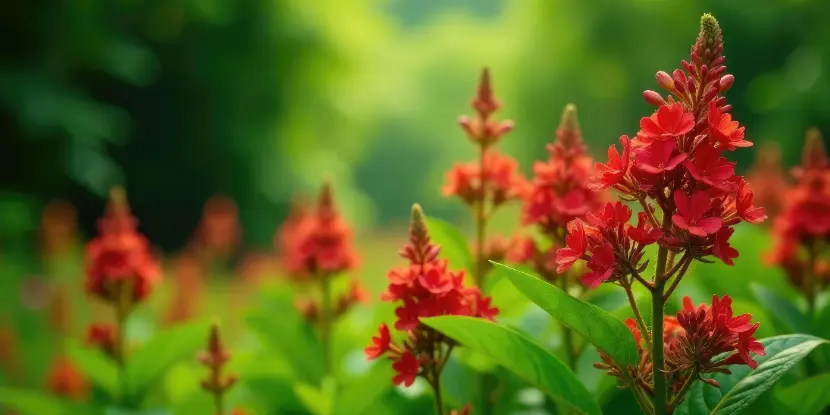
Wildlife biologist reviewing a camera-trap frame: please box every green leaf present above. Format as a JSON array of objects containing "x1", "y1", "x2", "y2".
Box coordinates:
[
  {"x1": 425, "y1": 216, "x2": 473, "y2": 271},
  {"x1": 126, "y1": 319, "x2": 211, "y2": 400},
  {"x1": 0, "y1": 387, "x2": 100, "y2": 415},
  {"x1": 422, "y1": 315, "x2": 601, "y2": 415},
  {"x1": 774, "y1": 372, "x2": 830, "y2": 415},
  {"x1": 294, "y1": 377, "x2": 336, "y2": 415},
  {"x1": 495, "y1": 262, "x2": 638, "y2": 367},
  {"x1": 333, "y1": 363, "x2": 394, "y2": 415},
  {"x1": 66, "y1": 341, "x2": 119, "y2": 399},
  {"x1": 751, "y1": 284, "x2": 809, "y2": 333},
  {"x1": 675, "y1": 334, "x2": 829, "y2": 415}
]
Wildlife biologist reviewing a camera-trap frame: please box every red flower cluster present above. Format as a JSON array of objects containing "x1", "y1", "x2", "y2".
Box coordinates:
[
  {"x1": 443, "y1": 69, "x2": 524, "y2": 210},
  {"x1": 365, "y1": 204, "x2": 498, "y2": 387},
  {"x1": 557, "y1": 14, "x2": 766, "y2": 289},
  {"x1": 512, "y1": 104, "x2": 605, "y2": 281},
  {"x1": 276, "y1": 184, "x2": 357, "y2": 278},
  {"x1": 768, "y1": 128, "x2": 830, "y2": 300},
  {"x1": 521, "y1": 104, "x2": 605, "y2": 233},
  {"x1": 597, "y1": 295, "x2": 765, "y2": 395},
  {"x1": 746, "y1": 141, "x2": 789, "y2": 220},
  {"x1": 85, "y1": 187, "x2": 161, "y2": 305},
  {"x1": 46, "y1": 356, "x2": 88, "y2": 401}
]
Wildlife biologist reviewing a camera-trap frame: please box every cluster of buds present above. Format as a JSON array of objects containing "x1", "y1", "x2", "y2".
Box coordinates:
[
  {"x1": 275, "y1": 184, "x2": 366, "y2": 323},
  {"x1": 85, "y1": 187, "x2": 161, "y2": 308},
  {"x1": 597, "y1": 296, "x2": 765, "y2": 399},
  {"x1": 365, "y1": 204, "x2": 498, "y2": 390},
  {"x1": 554, "y1": 14, "x2": 768, "y2": 412},
  {"x1": 510, "y1": 104, "x2": 606, "y2": 281},
  {"x1": 191, "y1": 195, "x2": 242, "y2": 263},
  {"x1": 442, "y1": 69, "x2": 524, "y2": 220},
  {"x1": 86, "y1": 323, "x2": 118, "y2": 358},
  {"x1": 768, "y1": 128, "x2": 830, "y2": 307},
  {"x1": 199, "y1": 321, "x2": 239, "y2": 415},
  {"x1": 46, "y1": 356, "x2": 88, "y2": 401}
]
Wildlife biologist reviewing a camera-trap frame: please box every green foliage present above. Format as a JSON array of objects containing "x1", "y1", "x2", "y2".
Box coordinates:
[
  {"x1": 66, "y1": 341, "x2": 120, "y2": 399},
  {"x1": 0, "y1": 388, "x2": 100, "y2": 415},
  {"x1": 494, "y1": 262, "x2": 639, "y2": 367},
  {"x1": 126, "y1": 319, "x2": 211, "y2": 402},
  {"x1": 425, "y1": 216, "x2": 473, "y2": 272},
  {"x1": 774, "y1": 372, "x2": 830, "y2": 415},
  {"x1": 423, "y1": 316, "x2": 601, "y2": 415},
  {"x1": 751, "y1": 284, "x2": 810, "y2": 333},
  {"x1": 675, "y1": 334, "x2": 829, "y2": 415}
]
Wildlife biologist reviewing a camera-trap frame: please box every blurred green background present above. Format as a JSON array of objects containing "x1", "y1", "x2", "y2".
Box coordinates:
[{"x1": 2, "y1": 0, "x2": 829, "y2": 251}]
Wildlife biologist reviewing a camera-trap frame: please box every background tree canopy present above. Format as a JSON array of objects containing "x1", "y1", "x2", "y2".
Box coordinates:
[{"x1": 1, "y1": 0, "x2": 828, "y2": 251}]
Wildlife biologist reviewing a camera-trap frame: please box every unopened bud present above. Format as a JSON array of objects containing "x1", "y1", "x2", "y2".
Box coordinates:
[
  {"x1": 559, "y1": 104, "x2": 579, "y2": 133},
  {"x1": 672, "y1": 70, "x2": 687, "y2": 93},
  {"x1": 496, "y1": 120, "x2": 514, "y2": 136},
  {"x1": 410, "y1": 203, "x2": 428, "y2": 240},
  {"x1": 643, "y1": 90, "x2": 666, "y2": 107},
  {"x1": 656, "y1": 71, "x2": 674, "y2": 90},
  {"x1": 719, "y1": 74, "x2": 734, "y2": 92},
  {"x1": 700, "y1": 14, "x2": 721, "y2": 47},
  {"x1": 703, "y1": 85, "x2": 720, "y2": 102},
  {"x1": 318, "y1": 181, "x2": 333, "y2": 211}
]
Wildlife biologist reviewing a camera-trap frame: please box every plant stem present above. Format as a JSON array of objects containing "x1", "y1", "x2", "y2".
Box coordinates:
[
  {"x1": 651, "y1": 243, "x2": 669, "y2": 415},
  {"x1": 115, "y1": 283, "x2": 131, "y2": 407},
  {"x1": 668, "y1": 370, "x2": 697, "y2": 411},
  {"x1": 432, "y1": 373, "x2": 445, "y2": 415},
  {"x1": 320, "y1": 274, "x2": 333, "y2": 379},
  {"x1": 474, "y1": 144, "x2": 493, "y2": 415},
  {"x1": 623, "y1": 281, "x2": 652, "y2": 351},
  {"x1": 214, "y1": 391, "x2": 224, "y2": 415}
]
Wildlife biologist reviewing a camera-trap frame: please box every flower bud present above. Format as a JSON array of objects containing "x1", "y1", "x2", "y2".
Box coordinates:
[
  {"x1": 703, "y1": 85, "x2": 720, "y2": 102},
  {"x1": 673, "y1": 70, "x2": 687, "y2": 93},
  {"x1": 719, "y1": 74, "x2": 734, "y2": 92},
  {"x1": 656, "y1": 71, "x2": 674, "y2": 90},
  {"x1": 802, "y1": 128, "x2": 827, "y2": 171},
  {"x1": 643, "y1": 90, "x2": 666, "y2": 106}
]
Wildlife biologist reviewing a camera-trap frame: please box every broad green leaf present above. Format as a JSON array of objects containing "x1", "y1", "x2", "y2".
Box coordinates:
[
  {"x1": 66, "y1": 340, "x2": 119, "y2": 399},
  {"x1": 294, "y1": 377, "x2": 336, "y2": 415},
  {"x1": 333, "y1": 363, "x2": 394, "y2": 415},
  {"x1": 751, "y1": 284, "x2": 809, "y2": 333},
  {"x1": 774, "y1": 372, "x2": 830, "y2": 415},
  {"x1": 422, "y1": 315, "x2": 601, "y2": 415},
  {"x1": 425, "y1": 216, "x2": 473, "y2": 271},
  {"x1": 495, "y1": 262, "x2": 638, "y2": 367},
  {"x1": 126, "y1": 319, "x2": 210, "y2": 400},
  {"x1": 0, "y1": 387, "x2": 100, "y2": 415},
  {"x1": 675, "y1": 334, "x2": 829, "y2": 415}
]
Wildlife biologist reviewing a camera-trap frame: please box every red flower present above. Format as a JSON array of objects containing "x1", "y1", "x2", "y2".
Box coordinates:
[
  {"x1": 291, "y1": 183, "x2": 359, "y2": 276},
  {"x1": 365, "y1": 324, "x2": 391, "y2": 360},
  {"x1": 712, "y1": 227, "x2": 739, "y2": 266},
  {"x1": 684, "y1": 145, "x2": 736, "y2": 189},
  {"x1": 592, "y1": 136, "x2": 631, "y2": 190},
  {"x1": 555, "y1": 221, "x2": 587, "y2": 273},
  {"x1": 635, "y1": 139, "x2": 687, "y2": 174},
  {"x1": 86, "y1": 323, "x2": 116, "y2": 355},
  {"x1": 392, "y1": 351, "x2": 420, "y2": 387},
  {"x1": 394, "y1": 298, "x2": 421, "y2": 331},
  {"x1": 736, "y1": 323, "x2": 766, "y2": 369},
  {"x1": 581, "y1": 242, "x2": 615, "y2": 289},
  {"x1": 418, "y1": 262, "x2": 455, "y2": 295},
  {"x1": 672, "y1": 190, "x2": 722, "y2": 236},
  {"x1": 627, "y1": 212, "x2": 662, "y2": 245},
  {"x1": 708, "y1": 101, "x2": 751, "y2": 149},
  {"x1": 625, "y1": 318, "x2": 642, "y2": 348},
  {"x1": 637, "y1": 103, "x2": 694, "y2": 142},
  {"x1": 735, "y1": 180, "x2": 767, "y2": 224}
]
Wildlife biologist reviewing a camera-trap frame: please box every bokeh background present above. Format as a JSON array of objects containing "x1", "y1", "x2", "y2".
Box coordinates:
[{"x1": 3, "y1": 0, "x2": 830, "y2": 251}]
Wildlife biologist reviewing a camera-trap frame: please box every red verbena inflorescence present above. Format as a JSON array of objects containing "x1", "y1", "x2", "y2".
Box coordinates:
[
  {"x1": 442, "y1": 69, "x2": 524, "y2": 223},
  {"x1": 768, "y1": 128, "x2": 830, "y2": 305},
  {"x1": 556, "y1": 14, "x2": 767, "y2": 288},
  {"x1": 596, "y1": 295, "x2": 765, "y2": 391},
  {"x1": 85, "y1": 187, "x2": 161, "y2": 307},
  {"x1": 199, "y1": 321, "x2": 238, "y2": 415},
  {"x1": 511, "y1": 104, "x2": 606, "y2": 281},
  {"x1": 365, "y1": 204, "x2": 498, "y2": 389}
]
